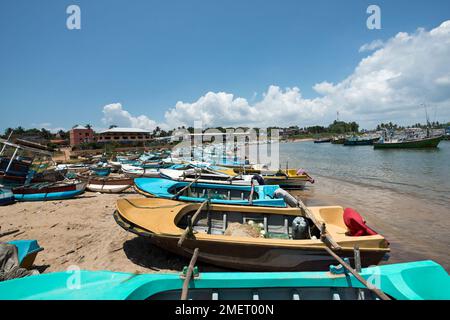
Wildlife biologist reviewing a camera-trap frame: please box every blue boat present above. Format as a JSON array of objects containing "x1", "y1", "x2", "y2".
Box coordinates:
[
  {"x1": 0, "y1": 187, "x2": 15, "y2": 206},
  {"x1": 6, "y1": 240, "x2": 44, "y2": 269},
  {"x1": 13, "y1": 181, "x2": 87, "y2": 202},
  {"x1": 91, "y1": 167, "x2": 111, "y2": 177},
  {"x1": 134, "y1": 178, "x2": 287, "y2": 207},
  {"x1": 0, "y1": 261, "x2": 448, "y2": 300}
]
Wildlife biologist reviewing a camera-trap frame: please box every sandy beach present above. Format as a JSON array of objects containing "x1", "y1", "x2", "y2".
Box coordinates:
[{"x1": 0, "y1": 191, "x2": 197, "y2": 274}]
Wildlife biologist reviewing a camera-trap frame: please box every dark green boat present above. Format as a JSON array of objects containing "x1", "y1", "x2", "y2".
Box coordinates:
[{"x1": 374, "y1": 135, "x2": 444, "y2": 149}]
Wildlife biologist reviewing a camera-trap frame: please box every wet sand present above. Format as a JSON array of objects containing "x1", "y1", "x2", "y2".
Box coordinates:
[{"x1": 292, "y1": 175, "x2": 450, "y2": 271}]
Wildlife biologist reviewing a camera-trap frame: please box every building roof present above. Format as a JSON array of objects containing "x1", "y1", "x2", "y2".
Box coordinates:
[
  {"x1": 72, "y1": 125, "x2": 90, "y2": 130},
  {"x1": 98, "y1": 127, "x2": 151, "y2": 134}
]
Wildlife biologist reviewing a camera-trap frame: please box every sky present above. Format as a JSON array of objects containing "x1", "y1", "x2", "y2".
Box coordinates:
[{"x1": 0, "y1": 0, "x2": 450, "y2": 132}]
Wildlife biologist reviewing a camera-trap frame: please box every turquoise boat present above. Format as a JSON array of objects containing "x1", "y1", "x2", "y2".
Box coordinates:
[
  {"x1": 13, "y1": 181, "x2": 87, "y2": 202},
  {"x1": 134, "y1": 178, "x2": 287, "y2": 207},
  {"x1": 0, "y1": 187, "x2": 14, "y2": 206},
  {"x1": 0, "y1": 261, "x2": 448, "y2": 300},
  {"x1": 6, "y1": 240, "x2": 44, "y2": 269},
  {"x1": 91, "y1": 167, "x2": 111, "y2": 177}
]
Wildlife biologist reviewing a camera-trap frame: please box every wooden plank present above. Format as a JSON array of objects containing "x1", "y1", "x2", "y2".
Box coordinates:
[
  {"x1": 180, "y1": 248, "x2": 200, "y2": 300},
  {"x1": 178, "y1": 200, "x2": 209, "y2": 247},
  {"x1": 172, "y1": 176, "x2": 201, "y2": 199},
  {"x1": 0, "y1": 229, "x2": 20, "y2": 238}
]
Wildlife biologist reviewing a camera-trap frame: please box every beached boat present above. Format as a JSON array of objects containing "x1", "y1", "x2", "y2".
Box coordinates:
[
  {"x1": 159, "y1": 168, "x2": 255, "y2": 186},
  {"x1": 114, "y1": 198, "x2": 390, "y2": 271},
  {"x1": 134, "y1": 178, "x2": 287, "y2": 207},
  {"x1": 374, "y1": 135, "x2": 444, "y2": 149},
  {"x1": 78, "y1": 175, "x2": 134, "y2": 193},
  {"x1": 0, "y1": 260, "x2": 448, "y2": 300},
  {"x1": 6, "y1": 240, "x2": 44, "y2": 269},
  {"x1": 0, "y1": 187, "x2": 14, "y2": 205},
  {"x1": 215, "y1": 166, "x2": 314, "y2": 190},
  {"x1": 90, "y1": 167, "x2": 111, "y2": 177},
  {"x1": 344, "y1": 136, "x2": 380, "y2": 146},
  {"x1": 259, "y1": 169, "x2": 314, "y2": 189},
  {"x1": 13, "y1": 180, "x2": 87, "y2": 201},
  {"x1": 121, "y1": 164, "x2": 160, "y2": 178}
]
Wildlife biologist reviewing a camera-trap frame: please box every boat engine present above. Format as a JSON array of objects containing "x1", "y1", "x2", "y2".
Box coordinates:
[{"x1": 292, "y1": 216, "x2": 309, "y2": 240}]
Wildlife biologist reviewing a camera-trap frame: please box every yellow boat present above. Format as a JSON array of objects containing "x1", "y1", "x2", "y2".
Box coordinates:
[
  {"x1": 216, "y1": 167, "x2": 314, "y2": 189},
  {"x1": 114, "y1": 198, "x2": 390, "y2": 271}
]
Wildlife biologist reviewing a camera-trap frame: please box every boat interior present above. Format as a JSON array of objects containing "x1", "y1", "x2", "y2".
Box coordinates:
[
  {"x1": 176, "y1": 208, "x2": 321, "y2": 240},
  {"x1": 171, "y1": 186, "x2": 258, "y2": 201},
  {"x1": 149, "y1": 287, "x2": 379, "y2": 300}
]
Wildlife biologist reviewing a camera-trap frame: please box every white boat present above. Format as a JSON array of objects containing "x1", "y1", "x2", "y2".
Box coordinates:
[
  {"x1": 159, "y1": 168, "x2": 256, "y2": 186},
  {"x1": 121, "y1": 164, "x2": 160, "y2": 178},
  {"x1": 78, "y1": 175, "x2": 134, "y2": 194}
]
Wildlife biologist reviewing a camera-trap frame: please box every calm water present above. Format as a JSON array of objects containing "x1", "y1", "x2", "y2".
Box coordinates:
[{"x1": 280, "y1": 140, "x2": 450, "y2": 270}]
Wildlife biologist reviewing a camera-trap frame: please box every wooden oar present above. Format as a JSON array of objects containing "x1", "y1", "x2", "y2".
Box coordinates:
[
  {"x1": 178, "y1": 200, "x2": 209, "y2": 247},
  {"x1": 323, "y1": 245, "x2": 391, "y2": 300},
  {"x1": 295, "y1": 196, "x2": 341, "y2": 250},
  {"x1": 172, "y1": 176, "x2": 201, "y2": 200},
  {"x1": 180, "y1": 248, "x2": 200, "y2": 300},
  {"x1": 248, "y1": 181, "x2": 255, "y2": 205}
]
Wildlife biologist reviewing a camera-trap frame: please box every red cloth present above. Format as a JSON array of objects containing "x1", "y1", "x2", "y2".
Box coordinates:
[{"x1": 343, "y1": 208, "x2": 378, "y2": 236}]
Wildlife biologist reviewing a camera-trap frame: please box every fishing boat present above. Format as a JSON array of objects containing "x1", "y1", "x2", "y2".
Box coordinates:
[
  {"x1": 114, "y1": 198, "x2": 390, "y2": 271},
  {"x1": 55, "y1": 163, "x2": 90, "y2": 174},
  {"x1": 0, "y1": 187, "x2": 14, "y2": 206},
  {"x1": 0, "y1": 260, "x2": 448, "y2": 300},
  {"x1": 331, "y1": 136, "x2": 346, "y2": 144},
  {"x1": 134, "y1": 178, "x2": 287, "y2": 207},
  {"x1": 314, "y1": 138, "x2": 332, "y2": 144},
  {"x1": 215, "y1": 165, "x2": 314, "y2": 190},
  {"x1": 6, "y1": 240, "x2": 44, "y2": 269},
  {"x1": 159, "y1": 168, "x2": 255, "y2": 186},
  {"x1": 258, "y1": 169, "x2": 314, "y2": 190},
  {"x1": 13, "y1": 180, "x2": 87, "y2": 201},
  {"x1": 374, "y1": 129, "x2": 444, "y2": 149},
  {"x1": 344, "y1": 136, "x2": 380, "y2": 146},
  {"x1": 0, "y1": 138, "x2": 53, "y2": 187},
  {"x1": 90, "y1": 166, "x2": 111, "y2": 177},
  {"x1": 78, "y1": 175, "x2": 133, "y2": 193},
  {"x1": 121, "y1": 164, "x2": 160, "y2": 178}
]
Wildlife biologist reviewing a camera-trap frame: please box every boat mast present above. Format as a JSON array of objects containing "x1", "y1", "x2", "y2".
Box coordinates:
[{"x1": 423, "y1": 103, "x2": 431, "y2": 138}]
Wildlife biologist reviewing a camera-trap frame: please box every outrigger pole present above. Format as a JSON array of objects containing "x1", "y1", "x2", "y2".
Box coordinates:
[{"x1": 295, "y1": 195, "x2": 390, "y2": 300}]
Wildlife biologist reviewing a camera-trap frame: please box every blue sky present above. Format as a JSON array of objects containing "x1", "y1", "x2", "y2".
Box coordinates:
[{"x1": 1, "y1": 0, "x2": 450, "y2": 132}]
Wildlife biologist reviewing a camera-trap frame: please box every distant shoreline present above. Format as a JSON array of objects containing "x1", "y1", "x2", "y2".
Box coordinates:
[{"x1": 284, "y1": 138, "x2": 315, "y2": 143}]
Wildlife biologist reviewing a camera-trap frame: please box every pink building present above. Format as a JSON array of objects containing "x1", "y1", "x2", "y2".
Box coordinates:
[{"x1": 69, "y1": 125, "x2": 95, "y2": 146}]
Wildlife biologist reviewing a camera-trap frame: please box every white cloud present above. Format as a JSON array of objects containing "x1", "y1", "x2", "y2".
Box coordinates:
[
  {"x1": 101, "y1": 21, "x2": 450, "y2": 129},
  {"x1": 359, "y1": 39, "x2": 385, "y2": 52},
  {"x1": 102, "y1": 103, "x2": 158, "y2": 130}
]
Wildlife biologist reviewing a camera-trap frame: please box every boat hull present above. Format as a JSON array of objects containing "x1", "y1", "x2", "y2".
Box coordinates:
[
  {"x1": 0, "y1": 261, "x2": 449, "y2": 300},
  {"x1": 13, "y1": 182, "x2": 87, "y2": 201},
  {"x1": 87, "y1": 184, "x2": 131, "y2": 193},
  {"x1": 151, "y1": 235, "x2": 386, "y2": 271},
  {"x1": 374, "y1": 136, "x2": 443, "y2": 149}
]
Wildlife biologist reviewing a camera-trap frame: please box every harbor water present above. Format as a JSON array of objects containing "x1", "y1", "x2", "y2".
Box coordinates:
[{"x1": 281, "y1": 140, "x2": 450, "y2": 271}]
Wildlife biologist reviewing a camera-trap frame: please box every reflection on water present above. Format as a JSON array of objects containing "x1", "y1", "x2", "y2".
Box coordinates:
[{"x1": 280, "y1": 141, "x2": 450, "y2": 271}]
